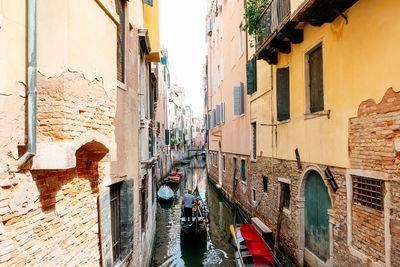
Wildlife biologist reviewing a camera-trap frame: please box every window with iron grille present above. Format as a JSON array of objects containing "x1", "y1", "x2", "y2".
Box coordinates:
[
  {"x1": 116, "y1": 0, "x2": 125, "y2": 83},
  {"x1": 263, "y1": 176, "x2": 268, "y2": 192},
  {"x1": 352, "y1": 175, "x2": 384, "y2": 211},
  {"x1": 110, "y1": 183, "x2": 121, "y2": 262}
]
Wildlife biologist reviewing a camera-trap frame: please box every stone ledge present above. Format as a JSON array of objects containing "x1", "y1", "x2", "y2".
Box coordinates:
[{"x1": 32, "y1": 131, "x2": 116, "y2": 170}]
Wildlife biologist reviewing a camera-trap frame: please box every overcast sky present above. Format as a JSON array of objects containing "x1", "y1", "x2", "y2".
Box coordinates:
[{"x1": 160, "y1": 0, "x2": 207, "y2": 117}]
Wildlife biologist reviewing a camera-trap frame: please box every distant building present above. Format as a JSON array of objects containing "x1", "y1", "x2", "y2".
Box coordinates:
[{"x1": 205, "y1": 0, "x2": 250, "y2": 193}]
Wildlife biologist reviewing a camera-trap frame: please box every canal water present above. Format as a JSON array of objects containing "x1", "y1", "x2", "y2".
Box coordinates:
[{"x1": 151, "y1": 156, "x2": 236, "y2": 267}]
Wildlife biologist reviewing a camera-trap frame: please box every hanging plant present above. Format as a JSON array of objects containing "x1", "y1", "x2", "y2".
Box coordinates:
[{"x1": 243, "y1": 0, "x2": 270, "y2": 45}]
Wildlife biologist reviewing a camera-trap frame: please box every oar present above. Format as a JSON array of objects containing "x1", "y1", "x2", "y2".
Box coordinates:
[
  {"x1": 230, "y1": 224, "x2": 245, "y2": 267},
  {"x1": 197, "y1": 205, "x2": 210, "y2": 238}
]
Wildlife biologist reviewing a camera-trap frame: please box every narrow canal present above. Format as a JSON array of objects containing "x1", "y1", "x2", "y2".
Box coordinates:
[{"x1": 151, "y1": 157, "x2": 236, "y2": 266}]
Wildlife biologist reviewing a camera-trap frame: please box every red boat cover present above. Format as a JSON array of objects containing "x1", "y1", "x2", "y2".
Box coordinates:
[{"x1": 239, "y1": 224, "x2": 274, "y2": 266}]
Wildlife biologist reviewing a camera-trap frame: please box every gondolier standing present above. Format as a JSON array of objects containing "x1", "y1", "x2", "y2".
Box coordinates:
[{"x1": 181, "y1": 189, "x2": 197, "y2": 223}]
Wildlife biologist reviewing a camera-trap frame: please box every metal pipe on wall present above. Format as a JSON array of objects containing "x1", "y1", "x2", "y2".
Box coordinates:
[{"x1": 18, "y1": 0, "x2": 37, "y2": 170}]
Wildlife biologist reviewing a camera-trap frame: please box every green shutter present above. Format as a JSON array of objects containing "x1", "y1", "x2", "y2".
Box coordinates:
[
  {"x1": 241, "y1": 159, "x2": 246, "y2": 181},
  {"x1": 165, "y1": 129, "x2": 170, "y2": 145},
  {"x1": 161, "y1": 57, "x2": 167, "y2": 65},
  {"x1": 309, "y1": 45, "x2": 324, "y2": 113},
  {"x1": 246, "y1": 57, "x2": 257, "y2": 95},
  {"x1": 276, "y1": 67, "x2": 290, "y2": 121}
]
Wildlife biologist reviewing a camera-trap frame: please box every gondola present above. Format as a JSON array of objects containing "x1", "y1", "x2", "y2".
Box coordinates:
[
  {"x1": 157, "y1": 185, "x2": 174, "y2": 201},
  {"x1": 165, "y1": 169, "x2": 181, "y2": 186},
  {"x1": 165, "y1": 175, "x2": 180, "y2": 186},
  {"x1": 230, "y1": 206, "x2": 282, "y2": 267},
  {"x1": 180, "y1": 187, "x2": 210, "y2": 236}
]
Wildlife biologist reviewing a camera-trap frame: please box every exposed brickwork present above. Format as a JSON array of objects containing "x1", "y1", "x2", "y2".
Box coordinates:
[
  {"x1": 349, "y1": 87, "x2": 400, "y2": 265},
  {"x1": 37, "y1": 71, "x2": 115, "y2": 143},
  {"x1": 0, "y1": 71, "x2": 118, "y2": 266},
  {"x1": 0, "y1": 145, "x2": 108, "y2": 266}
]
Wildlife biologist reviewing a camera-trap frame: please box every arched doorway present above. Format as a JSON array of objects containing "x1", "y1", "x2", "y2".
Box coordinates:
[{"x1": 304, "y1": 170, "x2": 332, "y2": 262}]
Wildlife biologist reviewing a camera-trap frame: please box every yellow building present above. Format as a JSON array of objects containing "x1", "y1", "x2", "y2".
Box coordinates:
[{"x1": 245, "y1": 0, "x2": 400, "y2": 266}]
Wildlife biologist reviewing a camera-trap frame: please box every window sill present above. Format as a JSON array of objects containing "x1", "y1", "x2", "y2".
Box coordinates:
[
  {"x1": 241, "y1": 180, "x2": 247, "y2": 185},
  {"x1": 250, "y1": 158, "x2": 257, "y2": 163},
  {"x1": 117, "y1": 80, "x2": 127, "y2": 91},
  {"x1": 304, "y1": 109, "x2": 330, "y2": 120}
]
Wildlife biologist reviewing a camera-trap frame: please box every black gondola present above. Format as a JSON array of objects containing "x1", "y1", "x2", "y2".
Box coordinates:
[
  {"x1": 230, "y1": 206, "x2": 282, "y2": 267},
  {"x1": 180, "y1": 187, "x2": 210, "y2": 236}
]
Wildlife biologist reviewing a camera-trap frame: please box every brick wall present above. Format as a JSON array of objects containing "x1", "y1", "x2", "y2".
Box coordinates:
[
  {"x1": 0, "y1": 147, "x2": 107, "y2": 265},
  {"x1": 0, "y1": 71, "x2": 118, "y2": 266},
  {"x1": 37, "y1": 71, "x2": 115, "y2": 143},
  {"x1": 349, "y1": 87, "x2": 400, "y2": 265}
]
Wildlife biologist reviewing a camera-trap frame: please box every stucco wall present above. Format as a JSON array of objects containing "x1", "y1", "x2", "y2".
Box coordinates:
[{"x1": 253, "y1": 0, "x2": 400, "y2": 168}]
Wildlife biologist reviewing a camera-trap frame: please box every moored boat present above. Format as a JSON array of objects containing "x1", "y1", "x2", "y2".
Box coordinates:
[
  {"x1": 230, "y1": 207, "x2": 282, "y2": 267},
  {"x1": 180, "y1": 187, "x2": 209, "y2": 236},
  {"x1": 165, "y1": 174, "x2": 180, "y2": 186},
  {"x1": 157, "y1": 185, "x2": 174, "y2": 201},
  {"x1": 181, "y1": 159, "x2": 190, "y2": 164}
]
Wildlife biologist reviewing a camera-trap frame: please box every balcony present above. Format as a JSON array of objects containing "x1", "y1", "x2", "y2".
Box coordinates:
[
  {"x1": 256, "y1": 0, "x2": 359, "y2": 65},
  {"x1": 255, "y1": 0, "x2": 291, "y2": 52}
]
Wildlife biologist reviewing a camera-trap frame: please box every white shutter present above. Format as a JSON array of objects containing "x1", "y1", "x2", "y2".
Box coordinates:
[
  {"x1": 234, "y1": 86, "x2": 241, "y2": 115},
  {"x1": 216, "y1": 105, "x2": 221, "y2": 125},
  {"x1": 221, "y1": 103, "x2": 225, "y2": 124}
]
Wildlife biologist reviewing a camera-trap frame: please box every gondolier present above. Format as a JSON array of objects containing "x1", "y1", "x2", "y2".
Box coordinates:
[{"x1": 181, "y1": 189, "x2": 198, "y2": 223}]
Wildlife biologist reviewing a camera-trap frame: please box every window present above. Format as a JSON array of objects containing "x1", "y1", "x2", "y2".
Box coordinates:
[
  {"x1": 110, "y1": 183, "x2": 121, "y2": 262},
  {"x1": 281, "y1": 183, "x2": 290, "y2": 209},
  {"x1": 276, "y1": 66, "x2": 290, "y2": 121},
  {"x1": 143, "y1": 0, "x2": 153, "y2": 6},
  {"x1": 116, "y1": 0, "x2": 126, "y2": 83},
  {"x1": 247, "y1": 57, "x2": 257, "y2": 95},
  {"x1": 238, "y1": 25, "x2": 244, "y2": 57},
  {"x1": 252, "y1": 189, "x2": 256, "y2": 202},
  {"x1": 241, "y1": 159, "x2": 246, "y2": 181},
  {"x1": 234, "y1": 83, "x2": 245, "y2": 115},
  {"x1": 251, "y1": 122, "x2": 256, "y2": 159},
  {"x1": 307, "y1": 44, "x2": 324, "y2": 113},
  {"x1": 223, "y1": 155, "x2": 226, "y2": 171},
  {"x1": 216, "y1": 105, "x2": 221, "y2": 125},
  {"x1": 141, "y1": 176, "x2": 148, "y2": 231},
  {"x1": 263, "y1": 176, "x2": 268, "y2": 192},
  {"x1": 352, "y1": 175, "x2": 384, "y2": 211},
  {"x1": 221, "y1": 102, "x2": 225, "y2": 123}
]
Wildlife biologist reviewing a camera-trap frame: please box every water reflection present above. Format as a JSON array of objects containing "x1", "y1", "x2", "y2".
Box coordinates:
[{"x1": 151, "y1": 157, "x2": 235, "y2": 267}]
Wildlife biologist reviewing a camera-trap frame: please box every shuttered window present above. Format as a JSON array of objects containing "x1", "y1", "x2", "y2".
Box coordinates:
[
  {"x1": 143, "y1": 0, "x2": 153, "y2": 6},
  {"x1": 247, "y1": 57, "x2": 257, "y2": 95},
  {"x1": 234, "y1": 84, "x2": 245, "y2": 115},
  {"x1": 221, "y1": 102, "x2": 225, "y2": 123},
  {"x1": 216, "y1": 105, "x2": 221, "y2": 125},
  {"x1": 241, "y1": 159, "x2": 246, "y2": 181},
  {"x1": 165, "y1": 129, "x2": 170, "y2": 145},
  {"x1": 276, "y1": 67, "x2": 290, "y2": 121},
  {"x1": 240, "y1": 82, "x2": 245, "y2": 114},
  {"x1": 308, "y1": 45, "x2": 324, "y2": 113},
  {"x1": 116, "y1": 0, "x2": 126, "y2": 83},
  {"x1": 251, "y1": 122, "x2": 256, "y2": 159}
]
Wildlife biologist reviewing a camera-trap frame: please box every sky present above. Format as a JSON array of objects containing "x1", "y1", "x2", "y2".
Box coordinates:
[{"x1": 159, "y1": 0, "x2": 207, "y2": 117}]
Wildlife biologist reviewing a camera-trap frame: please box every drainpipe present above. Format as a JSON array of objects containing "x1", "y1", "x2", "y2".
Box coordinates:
[{"x1": 18, "y1": 0, "x2": 37, "y2": 170}]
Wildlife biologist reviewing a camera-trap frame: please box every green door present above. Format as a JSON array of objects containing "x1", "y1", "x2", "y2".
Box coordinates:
[{"x1": 305, "y1": 171, "x2": 332, "y2": 262}]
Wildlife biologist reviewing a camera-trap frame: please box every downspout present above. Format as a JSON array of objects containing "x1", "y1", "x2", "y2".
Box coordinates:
[{"x1": 18, "y1": 0, "x2": 37, "y2": 170}]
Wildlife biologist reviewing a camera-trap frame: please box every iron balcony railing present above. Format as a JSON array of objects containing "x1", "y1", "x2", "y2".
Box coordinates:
[{"x1": 256, "y1": 0, "x2": 291, "y2": 51}]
